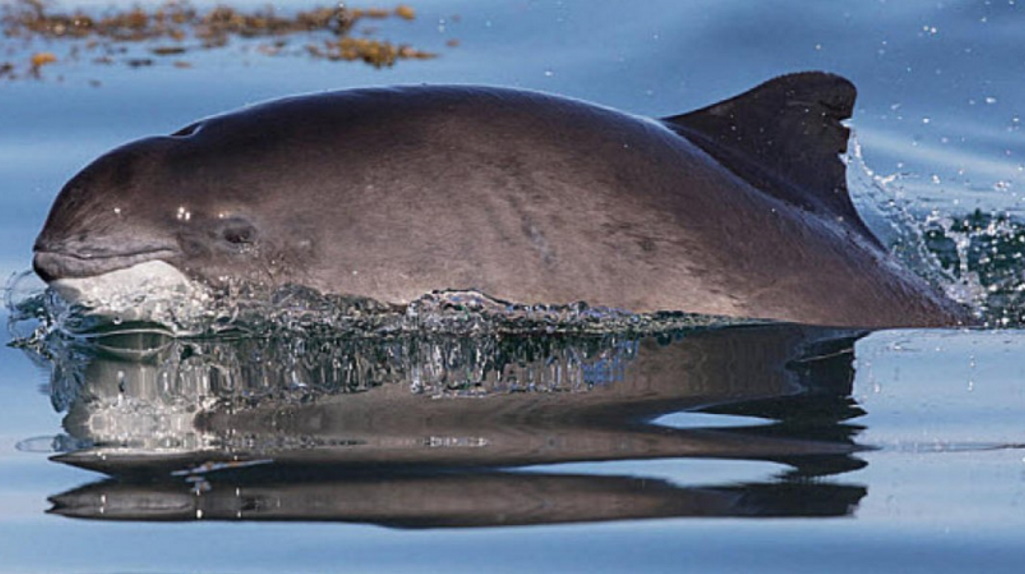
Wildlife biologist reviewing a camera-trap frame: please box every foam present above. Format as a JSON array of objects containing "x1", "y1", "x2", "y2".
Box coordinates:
[{"x1": 49, "y1": 260, "x2": 211, "y2": 326}]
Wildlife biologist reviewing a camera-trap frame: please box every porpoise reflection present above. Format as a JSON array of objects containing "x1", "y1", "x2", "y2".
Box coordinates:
[
  {"x1": 32, "y1": 72, "x2": 972, "y2": 328},
  {"x1": 40, "y1": 324, "x2": 868, "y2": 525}
]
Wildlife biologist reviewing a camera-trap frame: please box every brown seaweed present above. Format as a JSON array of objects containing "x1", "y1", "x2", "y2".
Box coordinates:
[{"x1": 1, "y1": 0, "x2": 447, "y2": 80}]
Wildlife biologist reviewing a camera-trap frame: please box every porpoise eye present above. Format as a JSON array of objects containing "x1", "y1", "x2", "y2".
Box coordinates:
[
  {"x1": 223, "y1": 226, "x2": 252, "y2": 244},
  {"x1": 218, "y1": 217, "x2": 258, "y2": 246}
]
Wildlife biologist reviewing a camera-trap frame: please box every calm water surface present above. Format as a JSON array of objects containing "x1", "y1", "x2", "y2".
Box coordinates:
[{"x1": 1, "y1": 1, "x2": 1024, "y2": 572}]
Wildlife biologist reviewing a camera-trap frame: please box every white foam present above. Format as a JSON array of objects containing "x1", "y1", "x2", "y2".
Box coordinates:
[{"x1": 50, "y1": 260, "x2": 211, "y2": 325}]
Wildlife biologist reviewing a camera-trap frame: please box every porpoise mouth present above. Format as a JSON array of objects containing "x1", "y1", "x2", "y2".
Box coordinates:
[{"x1": 33, "y1": 247, "x2": 180, "y2": 283}]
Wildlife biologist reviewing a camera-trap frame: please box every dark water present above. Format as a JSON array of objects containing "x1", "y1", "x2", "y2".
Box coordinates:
[{"x1": 2, "y1": 1, "x2": 1025, "y2": 572}]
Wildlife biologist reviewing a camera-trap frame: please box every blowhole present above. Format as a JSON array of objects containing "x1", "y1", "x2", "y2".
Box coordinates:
[{"x1": 171, "y1": 122, "x2": 202, "y2": 137}]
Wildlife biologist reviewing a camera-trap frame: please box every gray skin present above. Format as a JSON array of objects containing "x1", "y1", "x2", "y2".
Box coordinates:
[{"x1": 32, "y1": 72, "x2": 973, "y2": 328}]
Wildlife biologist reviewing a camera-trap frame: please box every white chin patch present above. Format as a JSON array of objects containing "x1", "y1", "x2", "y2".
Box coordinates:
[{"x1": 50, "y1": 260, "x2": 210, "y2": 325}]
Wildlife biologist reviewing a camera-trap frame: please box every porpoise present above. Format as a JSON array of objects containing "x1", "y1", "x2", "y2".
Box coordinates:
[{"x1": 32, "y1": 72, "x2": 973, "y2": 328}]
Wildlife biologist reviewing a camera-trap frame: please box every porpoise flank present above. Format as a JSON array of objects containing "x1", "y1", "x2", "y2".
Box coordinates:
[{"x1": 32, "y1": 72, "x2": 973, "y2": 328}]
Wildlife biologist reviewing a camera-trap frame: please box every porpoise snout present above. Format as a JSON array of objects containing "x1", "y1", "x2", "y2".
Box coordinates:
[
  {"x1": 32, "y1": 244, "x2": 182, "y2": 283},
  {"x1": 32, "y1": 251, "x2": 60, "y2": 283}
]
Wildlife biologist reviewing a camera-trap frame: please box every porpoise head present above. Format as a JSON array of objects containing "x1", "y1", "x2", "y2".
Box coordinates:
[{"x1": 32, "y1": 121, "x2": 315, "y2": 303}]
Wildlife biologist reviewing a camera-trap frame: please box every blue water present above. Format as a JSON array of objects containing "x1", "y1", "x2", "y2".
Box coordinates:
[{"x1": 2, "y1": 1, "x2": 1025, "y2": 572}]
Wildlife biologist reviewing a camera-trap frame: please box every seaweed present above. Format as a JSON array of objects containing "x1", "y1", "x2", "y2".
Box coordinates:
[{"x1": 0, "y1": 0, "x2": 446, "y2": 80}]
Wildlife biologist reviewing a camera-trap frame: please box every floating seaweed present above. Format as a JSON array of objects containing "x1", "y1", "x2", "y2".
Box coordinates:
[{"x1": 0, "y1": 0, "x2": 447, "y2": 80}]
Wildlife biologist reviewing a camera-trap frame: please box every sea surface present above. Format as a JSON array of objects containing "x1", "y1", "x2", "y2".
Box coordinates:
[{"x1": 1, "y1": 1, "x2": 1024, "y2": 572}]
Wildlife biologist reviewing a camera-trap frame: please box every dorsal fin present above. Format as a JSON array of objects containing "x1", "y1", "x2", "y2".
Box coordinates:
[{"x1": 663, "y1": 72, "x2": 877, "y2": 243}]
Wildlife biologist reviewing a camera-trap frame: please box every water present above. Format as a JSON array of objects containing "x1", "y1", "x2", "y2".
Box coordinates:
[{"x1": 2, "y1": 0, "x2": 1025, "y2": 572}]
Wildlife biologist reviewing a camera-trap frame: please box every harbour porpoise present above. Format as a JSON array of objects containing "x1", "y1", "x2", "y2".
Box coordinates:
[{"x1": 32, "y1": 72, "x2": 973, "y2": 328}]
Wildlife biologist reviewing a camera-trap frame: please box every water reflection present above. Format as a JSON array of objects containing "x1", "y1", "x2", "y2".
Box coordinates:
[{"x1": 32, "y1": 323, "x2": 869, "y2": 526}]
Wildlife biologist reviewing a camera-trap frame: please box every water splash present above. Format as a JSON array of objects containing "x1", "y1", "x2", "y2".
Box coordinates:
[
  {"x1": 15, "y1": 316, "x2": 667, "y2": 456},
  {"x1": 6, "y1": 264, "x2": 756, "y2": 343},
  {"x1": 920, "y1": 211, "x2": 1025, "y2": 327},
  {"x1": 846, "y1": 135, "x2": 957, "y2": 287},
  {"x1": 846, "y1": 135, "x2": 1025, "y2": 328}
]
